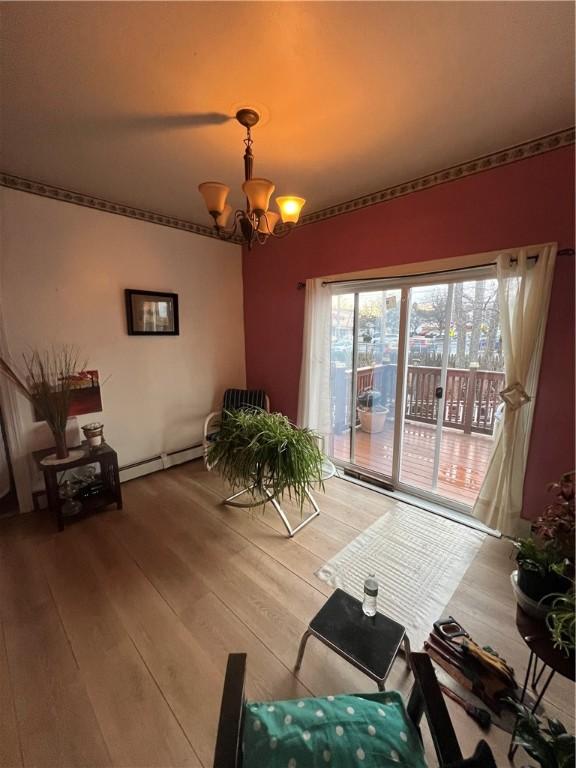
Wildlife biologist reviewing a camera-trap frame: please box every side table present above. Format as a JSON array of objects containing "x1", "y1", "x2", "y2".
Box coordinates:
[
  {"x1": 295, "y1": 588, "x2": 411, "y2": 690},
  {"x1": 32, "y1": 441, "x2": 122, "y2": 531},
  {"x1": 508, "y1": 605, "x2": 575, "y2": 759}
]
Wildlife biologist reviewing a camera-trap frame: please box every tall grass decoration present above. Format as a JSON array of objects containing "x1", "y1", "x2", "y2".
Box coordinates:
[
  {"x1": 0, "y1": 346, "x2": 85, "y2": 459},
  {"x1": 207, "y1": 409, "x2": 324, "y2": 510}
]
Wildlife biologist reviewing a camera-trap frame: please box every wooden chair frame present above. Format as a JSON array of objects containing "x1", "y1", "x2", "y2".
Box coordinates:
[{"x1": 213, "y1": 652, "x2": 496, "y2": 768}]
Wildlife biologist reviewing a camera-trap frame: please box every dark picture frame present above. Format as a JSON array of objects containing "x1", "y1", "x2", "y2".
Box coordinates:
[{"x1": 125, "y1": 289, "x2": 179, "y2": 336}]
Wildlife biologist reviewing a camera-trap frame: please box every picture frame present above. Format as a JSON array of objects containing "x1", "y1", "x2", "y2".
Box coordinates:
[{"x1": 125, "y1": 289, "x2": 179, "y2": 336}]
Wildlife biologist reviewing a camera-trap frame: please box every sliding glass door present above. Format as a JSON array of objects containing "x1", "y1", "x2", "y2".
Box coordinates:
[
  {"x1": 330, "y1": 289, "x2": 401, "y2": 482},
  {"x1": 327, "y1": 269, "x2": 503, "y2": 510}
]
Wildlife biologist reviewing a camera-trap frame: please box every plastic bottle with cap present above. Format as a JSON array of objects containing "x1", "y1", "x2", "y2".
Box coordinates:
[{"x1": 362, "y1": 573, "x2": 378, "y2": 617}]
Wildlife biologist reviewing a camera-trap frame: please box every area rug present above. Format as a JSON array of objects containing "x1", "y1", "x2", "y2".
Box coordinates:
[{"x1": 315, "y1": 505, "x2": 486, "y2": 650}]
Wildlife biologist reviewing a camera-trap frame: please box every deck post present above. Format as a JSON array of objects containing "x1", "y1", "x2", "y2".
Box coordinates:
[{"x1": 463, "y1": 363, "x2": 479, "y2": 434}]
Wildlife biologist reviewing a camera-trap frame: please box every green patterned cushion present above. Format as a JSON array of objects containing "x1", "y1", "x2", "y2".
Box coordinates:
[{"x1": 243, "y1": 690, "x2": 428, "y2": 767}]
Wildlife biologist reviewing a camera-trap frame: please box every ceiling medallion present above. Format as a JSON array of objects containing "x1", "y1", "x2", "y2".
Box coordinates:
[{"x1": 198, "y1": 109, "x2": 305, "y2": 249}]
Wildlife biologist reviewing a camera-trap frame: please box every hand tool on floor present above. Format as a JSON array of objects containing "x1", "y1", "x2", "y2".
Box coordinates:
[{"x1": 440, "y1": 683, "x2": 492, "y2": 731}]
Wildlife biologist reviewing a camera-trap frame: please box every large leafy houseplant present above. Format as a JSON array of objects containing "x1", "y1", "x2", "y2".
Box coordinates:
[
  {"x1": 0, "y1": 346, "x2": 85, "y2": 459},
  {"x1": 508, "y1": 702, "x2": 575, "y2": 768},
  {"x1": 207, "y1": 409, "x2": 324, "y2": 510},
  {"x1": 514, "y1": 471, "x2": 574, "y2": 603}
]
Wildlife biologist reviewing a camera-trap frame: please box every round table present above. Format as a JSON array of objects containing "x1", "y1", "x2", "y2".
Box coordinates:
[{"x1": 508, "y1": 605, "x2": 575, "y2": 758}]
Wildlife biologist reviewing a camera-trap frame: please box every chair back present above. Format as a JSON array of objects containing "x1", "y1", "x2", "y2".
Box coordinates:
[{"x1": 223, "y1": 389, "x2": 268, "y2": 412}]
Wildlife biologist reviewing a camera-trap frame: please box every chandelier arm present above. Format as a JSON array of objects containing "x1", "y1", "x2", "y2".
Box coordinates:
[{"x1": 213, "y1": 211, "x2": 243, "y2": 241}]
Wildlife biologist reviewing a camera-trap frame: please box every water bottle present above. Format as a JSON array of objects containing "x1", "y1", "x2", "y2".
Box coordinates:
[{"x1": 362, "y1": 574, "x2": 378, "y2": 617}]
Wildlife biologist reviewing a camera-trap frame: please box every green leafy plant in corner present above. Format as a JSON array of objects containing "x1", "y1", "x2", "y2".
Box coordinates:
[
  {"x1": 545, "y1": 584, "x2": 575, "y2": 656},
  {"x1": 207, "y1": 409, "x2": 324, "y2": 510},
  {"x1": 514, "y1": 537, "x2": 569, "y2": 577},
  {"x1": 508, "y1": 701, "x2": 575, "y2": 768}
]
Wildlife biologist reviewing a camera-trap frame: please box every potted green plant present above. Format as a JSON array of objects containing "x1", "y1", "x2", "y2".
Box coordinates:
[
  {"x1": 514, "y1": 471, "x2": 574, "y2": 608},
  {"x1": 357, "y1": 389, "x2": 388, "y2": 434},
  {"x1": 546, "y1": 584, "x2": 575, "y2": 657},
  {"x1": 508, "y1": 702, "x2": 574, "y2": 768},
  {"x1": 0, "y1": 346, "x2": 86, "y2": 460},
  {"x1": 514, "y1": 538, "x2": 570, "y2": 604},
  {"x1": 207, "y1": 409, "x2": 324, "y2": 510}
]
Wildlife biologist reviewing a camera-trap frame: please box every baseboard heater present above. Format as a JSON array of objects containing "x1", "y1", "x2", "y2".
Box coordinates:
[{"x1": 119, "y1": 442, "x2": 204, "y2": 482}]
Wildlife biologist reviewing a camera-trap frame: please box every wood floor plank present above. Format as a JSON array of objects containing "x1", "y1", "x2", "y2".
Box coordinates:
[
  {"x1": 0, "y1": 532, "x2": 111, "y2": 768},
  {"x1": 96, "y1": 509, "x2": 313, "y2": 703},
  {"x1": 0, "y1": 620, "x2": 22, "y2": 768},
  {"x1": 38, "y1": 529, "x2": 201, "y2": 768}
]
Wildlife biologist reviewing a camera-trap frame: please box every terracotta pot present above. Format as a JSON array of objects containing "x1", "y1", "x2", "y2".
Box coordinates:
[{"x1": 52, "y1": 429, "x2": 69, "y2": 460}]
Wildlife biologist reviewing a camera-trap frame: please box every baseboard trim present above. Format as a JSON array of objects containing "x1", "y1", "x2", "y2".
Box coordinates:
[{"x1": 119, "y1": 443, "x2": 204, "y2": 482}]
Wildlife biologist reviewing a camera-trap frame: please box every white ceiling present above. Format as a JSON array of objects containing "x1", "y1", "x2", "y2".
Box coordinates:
[{"x1": 1, "y1": 2, "x2": 574, "y2": 224}]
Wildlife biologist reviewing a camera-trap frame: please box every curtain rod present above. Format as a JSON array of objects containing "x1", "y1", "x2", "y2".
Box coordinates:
[{"x1": 296, "y1": 248, "x2": 573, "y2": 289}]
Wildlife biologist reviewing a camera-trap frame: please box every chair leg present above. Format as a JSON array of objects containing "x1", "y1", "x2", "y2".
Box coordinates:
[{"x1": 295, "y1": 629, "x2": 312, "y2": 671}]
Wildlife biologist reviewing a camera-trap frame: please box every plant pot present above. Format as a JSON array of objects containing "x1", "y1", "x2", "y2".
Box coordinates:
[
  {"x1": 516, "y1": 564, "x2": 570, "y2": 604},
  {"x1": 357, "y1": 407, "x2": 388, "y2": 434}
]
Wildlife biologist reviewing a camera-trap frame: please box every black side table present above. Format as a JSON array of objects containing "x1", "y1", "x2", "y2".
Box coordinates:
[
  {"x1": 295, "y1": 588, "x2": 411, "y2": 690},
  {"x1": 508, "y1": 606, "x2": 575, "y2": 759},
  {"x1": 32, "y1": 441, "x2": 122, "y2": 531}
]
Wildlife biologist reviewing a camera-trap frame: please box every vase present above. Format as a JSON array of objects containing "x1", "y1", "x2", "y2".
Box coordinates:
[
  {"x1": 82, "y1": 422, "x2": 104, "y2": 448},
  {"x1": 52, "y1": 429, "x2": 69, "y2": 460}
]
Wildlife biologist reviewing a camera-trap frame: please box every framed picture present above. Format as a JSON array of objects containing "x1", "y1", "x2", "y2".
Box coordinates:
[
  {"x1": 125, "y1": 289, "x2": 179, "y2": 336},
  {"x1": 33, "y1": 369, "x2": 103, "y2": 421}
]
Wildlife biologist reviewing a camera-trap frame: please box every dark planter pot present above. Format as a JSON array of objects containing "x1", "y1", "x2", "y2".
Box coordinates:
[{"x1": 517, "y1": 565, "x2": 570, "y2": 604}]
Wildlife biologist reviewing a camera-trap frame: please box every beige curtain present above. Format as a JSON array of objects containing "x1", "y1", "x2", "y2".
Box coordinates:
[
  {"x1": 472, "y1": 245, "x2": 557, "y2": 536},
  {"x1": 297, "y1": 278, "x2": 333, "y2": 441}
]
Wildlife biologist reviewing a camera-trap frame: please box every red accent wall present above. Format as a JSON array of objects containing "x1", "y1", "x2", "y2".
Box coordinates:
[{"x1": 243, "y1": 146, "x2": 575, "y2": 520}]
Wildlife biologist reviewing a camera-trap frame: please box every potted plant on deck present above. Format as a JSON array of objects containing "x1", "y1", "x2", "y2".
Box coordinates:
[
  {"x1": 207, "y1": 409, "x2": 324, "y2": 510},
  {"x1": 513, "y1": 471, "x2": 574, "y2": 616},
  {"x1": 357, "y1": 389, "x2": 389, "y2": 434}
]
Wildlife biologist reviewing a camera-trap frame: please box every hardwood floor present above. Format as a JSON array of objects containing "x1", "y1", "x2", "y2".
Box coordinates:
[{"x1": 0, "y1": 462, "x2": 573, "y2": 767}]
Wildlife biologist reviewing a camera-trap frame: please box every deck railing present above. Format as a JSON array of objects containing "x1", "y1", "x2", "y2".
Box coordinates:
[{"x1": 331, "y1": 363, "x2": 505, "y2": 435}]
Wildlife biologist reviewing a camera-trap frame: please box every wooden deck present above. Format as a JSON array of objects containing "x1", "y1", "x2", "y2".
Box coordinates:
[{"x1": 331, "y1": 420, "x2": 494, "y2": 506}]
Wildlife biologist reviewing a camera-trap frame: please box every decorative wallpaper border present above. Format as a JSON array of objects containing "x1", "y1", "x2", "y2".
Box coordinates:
[
  {"x1": 0, "y1": 172, "x2": 243, "y2": 244},
  {"x1": 1, "y1": 126, "x2": 573, "y2": 239},
  {"x1": 301, "y1": 126, "x2": 575, "y2": 227}
]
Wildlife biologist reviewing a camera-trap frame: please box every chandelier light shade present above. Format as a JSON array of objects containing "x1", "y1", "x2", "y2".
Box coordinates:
[
  {"x1": 276, "y1": 196, "x2": 306, "y2": 224},
  {"x1": 198, "y1": 108, "x2": 305, "y2": 248},
  {"x1": 242, "y1": 178, "x2": 275, "y2": 213},
  {"x1": 257, "y1": 210, "x2": 280, "y2": 234},
  {"x1": 216, "y1": 204, "x2": 232, "y2": 228},
  {"x1": 198, "y1": 182, "x2": 230, "y2": 215}
]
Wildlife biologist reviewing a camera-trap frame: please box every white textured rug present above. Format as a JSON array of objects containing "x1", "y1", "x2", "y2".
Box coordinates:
[{"x1": 316, "y1": 505, "x2": 485, "y2": 650}]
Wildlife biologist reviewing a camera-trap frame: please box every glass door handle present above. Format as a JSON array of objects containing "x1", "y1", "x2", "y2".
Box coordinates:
[{"x1": 435, "y1": 386, "x2": 443, "y2": 399}]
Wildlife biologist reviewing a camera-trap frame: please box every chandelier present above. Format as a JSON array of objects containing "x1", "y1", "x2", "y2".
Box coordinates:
[{"x1": 198, "y1": 108, "x2": 305, "y2": 248}]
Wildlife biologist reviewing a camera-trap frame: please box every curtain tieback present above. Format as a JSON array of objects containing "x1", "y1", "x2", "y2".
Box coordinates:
[{"x1": 499, "y1": 382, "x2": 531, "y2": 411}]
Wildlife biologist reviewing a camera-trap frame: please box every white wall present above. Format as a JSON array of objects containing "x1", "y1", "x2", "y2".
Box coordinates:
[{"x1": 0, "y1": 188, "x2": 245, "y2": 507}]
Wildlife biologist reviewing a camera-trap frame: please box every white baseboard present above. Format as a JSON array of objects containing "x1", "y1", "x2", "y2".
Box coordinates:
[{"x1": 119, "y1": 444, "x2": 204, "y2": 483}]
